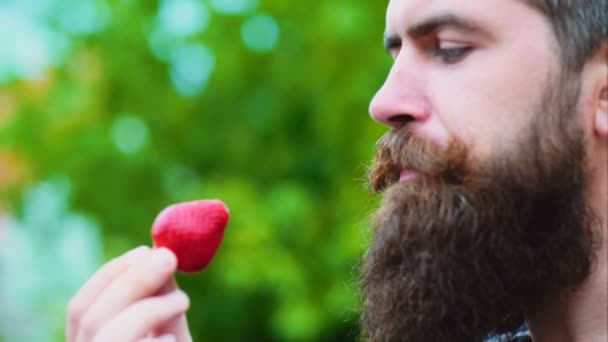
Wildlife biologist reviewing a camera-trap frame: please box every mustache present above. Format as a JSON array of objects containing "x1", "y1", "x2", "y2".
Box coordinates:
[{"x1": 368, "y1": 128, "x2": 470, "y2": 193}]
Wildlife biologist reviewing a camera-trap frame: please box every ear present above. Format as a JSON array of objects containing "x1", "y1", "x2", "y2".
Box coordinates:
[{"x1": 592, "y1": 44, "x2": 608, "y2": 139}]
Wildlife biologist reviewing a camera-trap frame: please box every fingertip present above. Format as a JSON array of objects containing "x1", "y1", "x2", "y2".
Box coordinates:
[
  {"x1": 167, "y1": 290, "x2": 190, "y2": 311},
  {"x1": 155, "y1": 247, "x2": 178, "y2": 267},
  {"x1": 147, "y1": 247, "x2": 178, "y2": 274}
]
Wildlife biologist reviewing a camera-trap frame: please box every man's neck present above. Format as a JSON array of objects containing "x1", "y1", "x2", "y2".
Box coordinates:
[{"x1": 526, "y1": 211, "x2": 607, "y2": 342}]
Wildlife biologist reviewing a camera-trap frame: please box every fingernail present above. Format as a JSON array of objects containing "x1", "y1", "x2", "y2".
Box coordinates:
[
  {"x1": 157, "y1": 334, "x2": 177, "y2": 342},
  {"x1": 167, "y1": 290, "x2": 189, "y2": 309},
  {"x1": 152, "y1": 248, "x2": 176, "y2": 270}
]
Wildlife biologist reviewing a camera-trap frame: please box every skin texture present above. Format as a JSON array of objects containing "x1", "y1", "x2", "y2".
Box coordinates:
[{"x1": 365, "y1": 0, "x2": 607, "y2": 341}]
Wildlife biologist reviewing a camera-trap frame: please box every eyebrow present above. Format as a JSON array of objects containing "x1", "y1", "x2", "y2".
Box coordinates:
[{"x1": 383, "y1": 13, "x2": 488, "y2": 51}]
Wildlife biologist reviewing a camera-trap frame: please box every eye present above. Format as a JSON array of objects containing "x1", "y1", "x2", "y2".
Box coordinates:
[{"x1": 433, "y1": 43, "x2": 472, "y2": 64}]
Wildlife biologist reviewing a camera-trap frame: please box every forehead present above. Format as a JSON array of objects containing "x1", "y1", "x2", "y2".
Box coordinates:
[{"x1": 385, "y1": 0, "x2": 546, "y2": 37}]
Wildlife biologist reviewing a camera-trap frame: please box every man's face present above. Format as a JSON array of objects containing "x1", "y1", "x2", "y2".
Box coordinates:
[
  {"x1": 361, "y1": 1, "x2": 599, "y2": 341},
  {"x1": 369, "y1": 0, "x2": 559, "y2": 160}
]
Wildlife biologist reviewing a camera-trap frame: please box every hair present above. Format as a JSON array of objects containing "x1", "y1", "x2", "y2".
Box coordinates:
[{"x1": 523, "y1": 0, "x2": 608, "y2": 71}]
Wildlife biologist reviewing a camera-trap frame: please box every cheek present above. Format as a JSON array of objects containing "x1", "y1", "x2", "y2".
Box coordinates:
[
  {"x1": 427, "y1": 82, "x2": 529, "y2": 159},
  {"x1": 428, "y1": 49, "x2": 555, "y2": 159}
]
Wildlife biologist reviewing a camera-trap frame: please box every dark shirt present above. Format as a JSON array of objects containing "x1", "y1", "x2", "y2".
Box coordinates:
[
  {"x1": 510, "y1": 334, "x2": 532, "y2": 342},
  {"x1": 510, "y1": 325, "x2": 532, "y2": 342},
  {"x1": 487, "y1": 325, "x2": 532, "y2": 342}
]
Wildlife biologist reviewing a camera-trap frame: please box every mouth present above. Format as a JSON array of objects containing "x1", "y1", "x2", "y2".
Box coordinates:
[{"x1": 399, "y1": 169, "x2": 418, "y2": 183}]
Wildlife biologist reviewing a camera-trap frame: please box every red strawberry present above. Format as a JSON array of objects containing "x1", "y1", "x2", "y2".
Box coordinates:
[{"x1": 151, "y1": 199, "x2": 230, "y2": 273}]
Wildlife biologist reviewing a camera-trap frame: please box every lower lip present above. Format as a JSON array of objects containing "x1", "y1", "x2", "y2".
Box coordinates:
[{"x1": 399, "y1": 170, "x2": 418, "y2": 182}]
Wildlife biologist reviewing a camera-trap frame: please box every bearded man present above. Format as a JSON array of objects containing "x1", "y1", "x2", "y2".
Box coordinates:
[
  {"x1": 65, "y1": 1, "x2": 607, "y2": 342},
  {"x1": 362, "y1": 0, "x2": 607, "y2": 341}
]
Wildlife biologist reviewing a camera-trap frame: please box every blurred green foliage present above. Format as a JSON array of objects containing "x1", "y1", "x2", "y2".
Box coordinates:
[{"x1": 0, "y1": 0, "x2": 390, "y2": 340}]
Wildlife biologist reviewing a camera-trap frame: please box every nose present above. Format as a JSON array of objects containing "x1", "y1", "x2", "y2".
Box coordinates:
[{"x1": 369, "y1": 62, "x2": 430, "y2": 128}]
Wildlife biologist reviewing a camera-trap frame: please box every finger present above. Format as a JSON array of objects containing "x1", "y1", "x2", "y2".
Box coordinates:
[
  {"x1": 155, "y1": 275, "x2": 178, "y2": 296},
  {"x1": 150, "y1": 278, "x2": 193, "y2": 342},
  {"x1": 93, "y1": 290, "x2": 189, "y2": 342},
  {"x1": 154, "y1": 314, "x2": 193, "y2": 342},
  {"x1": 67, "y1": 246, "x2": 150, "y2": 341},
  {"x1": 77, "y1": 248, "x2": 177, "y2": 341}
]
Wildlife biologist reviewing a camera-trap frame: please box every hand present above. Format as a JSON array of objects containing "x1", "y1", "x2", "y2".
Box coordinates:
[{"x1": 67, "y1": 246, "x2": 193, "y2": 342}]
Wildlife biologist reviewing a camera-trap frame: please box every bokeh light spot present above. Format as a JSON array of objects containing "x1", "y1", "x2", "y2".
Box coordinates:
[
  {"x1": 0, "y1": 10, "x2": 69, "y2": 82},
  {"x1": 169, "y1": 42, "x2": 215, "y2": 97},
  {"x1": 157, "y1": 0, "x2": 209, "y2": 38},
  {"x1": 241, "y1": 14, "x2": 280, "y2": 53},
  {"x1": 56, "y1": 0, "x2": 111, "y2": 35},
  {"x1": 209, "y1": 0, "x2": 258, "y2": 15},
  {"x1": 111, "y1": 115, "x2": 149, "y2": 154}
]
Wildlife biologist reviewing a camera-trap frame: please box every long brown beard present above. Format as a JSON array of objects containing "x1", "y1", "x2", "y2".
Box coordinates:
[{"x1": 360, "y1": 73, "x2": 599, "y2": 341}]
